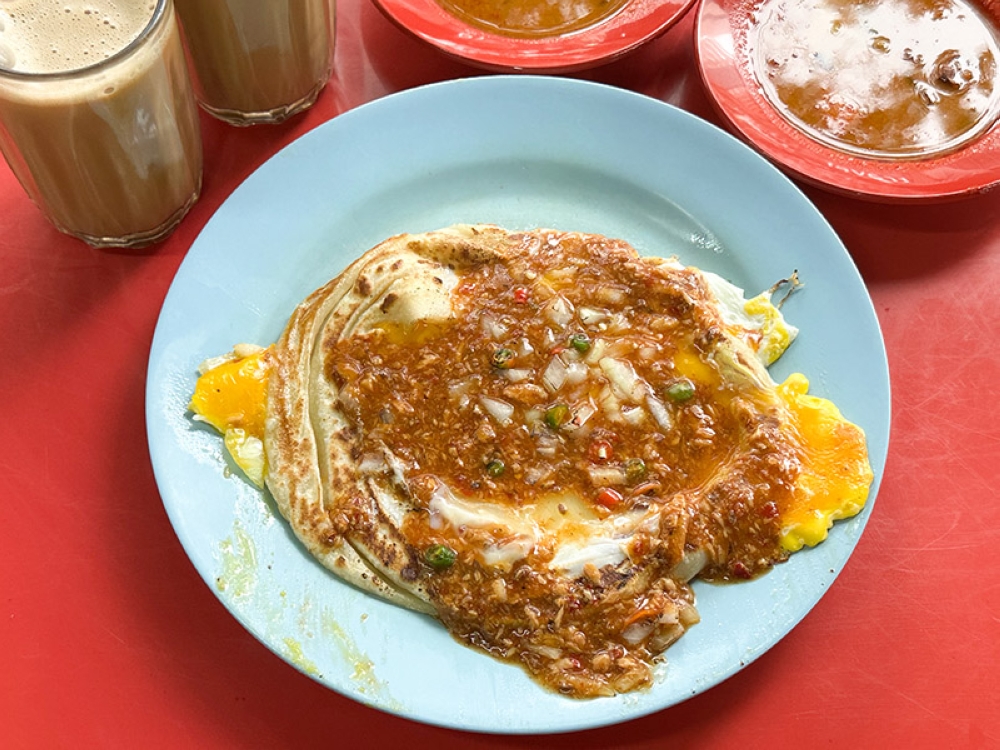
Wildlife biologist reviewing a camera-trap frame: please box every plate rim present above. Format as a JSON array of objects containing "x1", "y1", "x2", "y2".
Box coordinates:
[{"x1": 146, "y1": 75, "x2": 890, "y2": 734}]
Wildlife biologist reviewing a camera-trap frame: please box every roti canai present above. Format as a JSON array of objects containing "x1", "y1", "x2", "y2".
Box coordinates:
[{"x1": 190, "y1": 224, "x2": 873, "y2": 697}]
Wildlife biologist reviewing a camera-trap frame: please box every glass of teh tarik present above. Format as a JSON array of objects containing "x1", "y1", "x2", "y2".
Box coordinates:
[
  {"x1": 0, "y1": 0, "x2": 203, "y2": 249},
  {"x1": 175, "y1": 0, "x2": 336, "y2": 126}
]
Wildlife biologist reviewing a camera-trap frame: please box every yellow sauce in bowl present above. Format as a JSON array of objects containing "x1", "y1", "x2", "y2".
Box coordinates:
[{"x1": 436, "y1": 0, "x2": 629, "y2": 38}]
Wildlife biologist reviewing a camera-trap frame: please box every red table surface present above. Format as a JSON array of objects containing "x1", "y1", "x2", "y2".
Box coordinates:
[{"x1": 2, "y1": 2, "x2": 999, "y2": 748}]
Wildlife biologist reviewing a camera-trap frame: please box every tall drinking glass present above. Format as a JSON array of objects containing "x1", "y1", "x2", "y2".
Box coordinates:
[
  {"x1": 175, "y1": 0, "x2": 336, "y2": 126},
  {"x1": 0, "y1": 0, "x2": 203, "y2": 249}
]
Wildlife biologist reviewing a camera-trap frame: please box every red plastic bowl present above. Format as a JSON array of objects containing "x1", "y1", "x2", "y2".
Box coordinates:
[
  {"x1": 372, "y1": 0, "x2": 697, "y2": 73},
  {"x1": 696, "y1": 0, "x2": 1000, "y2": 202}
]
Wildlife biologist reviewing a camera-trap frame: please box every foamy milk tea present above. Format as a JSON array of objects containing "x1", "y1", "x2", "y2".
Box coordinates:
[
  {"x1": 175, "y1": 0, "x2": 335, "y2": 125},
  {"x1": 0, "y1": 0, "x2": 202, "y2": 248}
]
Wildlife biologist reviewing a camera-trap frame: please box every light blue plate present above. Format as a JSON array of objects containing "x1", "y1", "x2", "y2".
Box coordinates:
[{"x1": 146, "y1": 76, "x2": 890, "y2": 734}]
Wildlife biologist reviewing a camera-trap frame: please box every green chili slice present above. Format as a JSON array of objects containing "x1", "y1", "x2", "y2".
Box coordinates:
[
  {"x1": 491, "y1": 347, "x2": 515, "y2": 370},
  {"x1": 569, "y1": 333, "x2": 591, "y2": 353},
  {"x1": 624, "y1": 457, "x2": 648, "y2": 484},
  {"x1": 424, "y1": 544, "x2": 456, "y2": 570},
  {"x1": 665, "y1": 378, "x2": 695, "y2": 402},
  {"x1": 544, "y1": 403, "x2": 571, "y2": 429}
]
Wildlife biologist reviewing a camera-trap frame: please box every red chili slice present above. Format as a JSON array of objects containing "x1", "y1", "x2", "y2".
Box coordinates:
[
  {"x1": 588, "y1": 439, "x2": 614, "y2": 462},
  {"x1": 595, "y1": 487, "x2": 623, "y2": 508}
]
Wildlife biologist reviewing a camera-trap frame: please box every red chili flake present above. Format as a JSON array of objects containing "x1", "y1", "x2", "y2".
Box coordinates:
[
  {"x1": 761, "y1": 501, "x2": 779, "y2": 519},
  {"x1": 513, "y1": 286, "x2": 530, "y2": 303},
  {"x1": 595, "y1": 487, "x2": 623, "y2": 509},
  {"x1": 588, "y1": 439, "x2": 614, "y2": 463},
  {"x1": 731, "y1": 561, "x2": 752, "y2": 580}
]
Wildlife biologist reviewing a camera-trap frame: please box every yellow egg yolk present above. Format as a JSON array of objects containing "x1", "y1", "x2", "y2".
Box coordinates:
[
  {"x1": 673, "y1": 348, "x2": 719, "y2": 387},
  {"x1": 189, "y1": 347, "x2": 271, "y2": 487},
  {"x1": 776, "y1": 372, "x2": 873, "y2": 552}
]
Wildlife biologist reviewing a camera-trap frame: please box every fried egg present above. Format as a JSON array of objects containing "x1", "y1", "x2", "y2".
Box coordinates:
[
  {"x1": 188, "y1": 224, "x2": 875, "y2": 698},
  {"x1": 189, "y1": 343, "x2": 270, "y2": 487},
  {"x1": 189, "y1": 267, "x2": 868, "y2": 553}
]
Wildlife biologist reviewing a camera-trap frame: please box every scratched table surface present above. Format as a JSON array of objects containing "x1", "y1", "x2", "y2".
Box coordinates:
[{"x1": 2, "y1": 1, "x2": 999, "y2": 747}]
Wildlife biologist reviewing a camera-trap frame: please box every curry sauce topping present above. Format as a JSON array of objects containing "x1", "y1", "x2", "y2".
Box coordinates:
[{"x1": 324, "y1": 231, "x2": 800, "y2": 697}]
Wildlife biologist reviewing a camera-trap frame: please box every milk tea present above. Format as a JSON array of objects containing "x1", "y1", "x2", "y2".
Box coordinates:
[
  {"x1": 0, "y1": 0, "x2": 202, "y2": 248},
  {"x1": 175, "y1": 0, "x2": 334, "y2": 125}
]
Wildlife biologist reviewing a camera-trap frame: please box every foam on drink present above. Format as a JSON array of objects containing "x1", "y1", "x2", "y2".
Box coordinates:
[
  {"x1": 0, "y1": 0, "x2": 202, "y2": 247},
  {"x1": 0, "y1": 1, "x2": 158, "y2": 74}
]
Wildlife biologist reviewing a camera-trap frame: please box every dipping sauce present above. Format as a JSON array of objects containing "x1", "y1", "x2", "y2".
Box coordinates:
[
  {"x1": 749, "y1": 0, "x2": 1000, "y2": 158},
  {"x1": 436, "y1": 0, "x2": 628, "y2": 37}
]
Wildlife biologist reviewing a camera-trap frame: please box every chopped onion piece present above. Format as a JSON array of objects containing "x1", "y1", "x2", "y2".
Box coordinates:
[
  {"x1": 541, "y1": 326, "x2": 557, "y2": 350},
  {"x1": 480, "y1": 396, "x2": 514, "y2": 425},
  {"x1": 646, "y1": 393, "x2": 674, "y2": 432},
  {"x1": 528, "y1": 644, "x2": 563, "y2": 660},
  {"x1": 448, "y1": 377, "x2": 476, "y2": 401},
  {"x1": 503, "y1": 368, "x2": 533, "y2": 383},
  {"x1": 603, "y1": 339, "x2": 632, "y2": 359},
  {"x1": 524, "y1": 465, "x2": 552, "y2": 485},
  {"x1": 542, "y1": 355, "x2": 568, "y2": 393},
  {"x1": 599, "y1": 385, "x2": 622, "y2": 422},
  {"x1": 536, "y1": 433, "x2": 560, "y2": 457},
  {"x1": 546, "y1": 266, "x2": 576, "y2": 282},
  {"x1": 607, "y1": 312, "x2": 630, "y2": 332},
  {"x1": 599, "y1": 358, "x2": 645, "y2": 402},
  {"x1": 481, "y1": 538, "x2": 534, "y2": 569},
  {"x1": 584, "y1": 337, "x2": 608, "y2": 365},
  {"x1": 621, "y1": 405, "x2": 645, "y2": 425},
  {"x1": 578, "y1": 306, "x2": 609, "y2": 325},
  {"x1": 587, "y1": 465, "x2": 627, "y2": 486},
  {"x1": 480, "y1": 314, "x2": 507, "y2": 339},
  {"x1": 358, "y1": 453, "x2": 388, "y2": 474},
  {"x1": 622, "y1": 620, "x2": 655, "y2": 645},
  {"x1": 567, "y1": 400, "x2": 597, "y2": 430},
  {"x1": 671, "y1": 549, "x2": 708, "y2": 582},
  {"x1": 563, "y1": 359, "x2": 589, "y2": 385},
  {"x1": 599, "y1": 286, "x2": 628, "y2": 306},
  {"x1": 544, "y1": 295, "x2": 574, "y2": 328},
  {"x1": 649, "y1": 623, "x2": 685, "y2": 652}
]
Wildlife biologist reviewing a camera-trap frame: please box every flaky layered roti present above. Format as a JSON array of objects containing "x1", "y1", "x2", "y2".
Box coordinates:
[
  {"x1": 261, "y1": 224, "x2": 869, "y2": 697},
  {"x1": 264, "y1": 227, "x2": 477, "y2": 615}
]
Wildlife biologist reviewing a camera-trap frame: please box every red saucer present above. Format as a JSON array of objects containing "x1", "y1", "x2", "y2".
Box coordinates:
[{"x1": 696, "y1": 0, "x2": 1000, "y2": 202}]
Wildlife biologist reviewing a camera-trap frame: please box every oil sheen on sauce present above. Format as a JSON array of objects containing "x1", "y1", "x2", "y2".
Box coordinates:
[
  {"x1": 436, "y1": 0, "x2": 628, "y2": 38},
  {"x1": 749, "y1": 0, "x2": 1000, "y2": 158}
]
